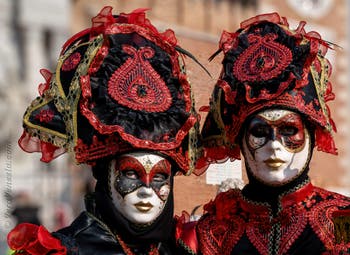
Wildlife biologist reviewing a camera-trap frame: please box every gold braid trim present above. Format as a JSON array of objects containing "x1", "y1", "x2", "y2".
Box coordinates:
[{"x1": 54, "y1": 35, "x2": 104, "y2": 150}]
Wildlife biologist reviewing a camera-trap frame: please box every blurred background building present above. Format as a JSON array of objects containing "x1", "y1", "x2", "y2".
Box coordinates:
[{"x1": 0, "y1": 0, "x2": 349, "y2": 250}]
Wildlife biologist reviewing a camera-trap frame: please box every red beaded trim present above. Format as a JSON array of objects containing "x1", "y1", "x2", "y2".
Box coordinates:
[
  {"x1": 89, "y1": 44, "x2": 109, "y2": 75},
  {"x1": 34, "y1": 109, "x2": 55, "y2": 123},
  {"x1": 61, "y1": 52, "x2": 81, "y2": 71},
  {"x1": 74, "y1": 135, "x2": 133, "y2": 164}
]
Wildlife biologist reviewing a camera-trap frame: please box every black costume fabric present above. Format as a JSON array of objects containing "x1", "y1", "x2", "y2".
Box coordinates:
[{"x1": 53, "y1": 194, "x2": 177, "y2": 255}]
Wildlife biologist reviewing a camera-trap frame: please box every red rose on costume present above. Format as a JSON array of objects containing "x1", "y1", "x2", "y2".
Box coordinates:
[
  {"x1": 214, "y1": 191, "x2": 238, "y2": 221},
  {"x1": 7, "y1": 223, "x2": 66, "y2": 254}
]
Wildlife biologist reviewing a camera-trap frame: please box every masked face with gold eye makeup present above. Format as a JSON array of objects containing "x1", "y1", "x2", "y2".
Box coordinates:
[
  {"x1": 109, "y1": 152, "x2": 172, "y2": 225},
  {"x1": 241, "y1": 109, "x2": 312, "y2": 186}
]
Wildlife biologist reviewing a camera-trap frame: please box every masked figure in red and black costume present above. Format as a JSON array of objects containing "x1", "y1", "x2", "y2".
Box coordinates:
[
  {"x1": 177, "y1": 13, "x2": 350, "y2": 255},
  {"x1": 7, "y1": 6, "x2": 202, "y2": 255}
]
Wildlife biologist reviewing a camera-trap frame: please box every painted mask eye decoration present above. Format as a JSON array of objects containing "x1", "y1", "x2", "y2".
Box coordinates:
[
  {"x1": 113, "y1": 153, "x2": 171, "y2": 200},
  {"x1": 246, "y1": 110, "x2": 306, "y2": 153},
  {"x1": 108, "y1": 152, "x2": 172, "y2": 224},
  {"x1": 242, "y1": 109, "x2": 311, "y2": 186}
]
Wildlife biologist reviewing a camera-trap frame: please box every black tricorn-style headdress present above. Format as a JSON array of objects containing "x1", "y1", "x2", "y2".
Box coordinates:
[
  {"x1": 19, "y1": 6, "x2": 202, "y2": 175},
  {"x1": 197, "y1": 12, "x2": 337, "y2": 173}
]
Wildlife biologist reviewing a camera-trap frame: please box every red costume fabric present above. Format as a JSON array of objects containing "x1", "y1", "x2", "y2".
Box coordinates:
[{"x1": 177, "y1": 182, "x2": 350, "y2": 254}]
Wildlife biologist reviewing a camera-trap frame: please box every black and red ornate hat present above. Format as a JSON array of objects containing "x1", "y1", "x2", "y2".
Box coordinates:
[
  {"x1": 198, "y1": 12, "x2": 337, "y2": 172},
  {"x1": 18, "y1": 6, "x2": 201, "y2": 175}
]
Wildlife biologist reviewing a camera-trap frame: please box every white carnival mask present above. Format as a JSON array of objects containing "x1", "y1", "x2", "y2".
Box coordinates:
[
  {"x1": 242, "y1": 109, "x2": 311, "y2": 186},
  {"x1": 108, "y1": 152, "x2": 172, "y2": 224}
]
